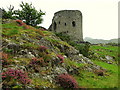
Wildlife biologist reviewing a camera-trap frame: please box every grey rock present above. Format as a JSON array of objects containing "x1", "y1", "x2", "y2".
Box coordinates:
[
  {"x1": 65, "y1": 47, "x2": 79, "y2": 56},
  {"x1": 105, "y1": 55, "x2": 113, "y2": 60},
  {"x1": 18, "y1": 50, "x2": 27, "y2": 55},
  {"x1": 7, "y1": 43, "x2": 20, "y2": 54},
  {"x1": 54, "y1": 67, "x2": 68, "y2": 74},
  {"x1": 43, "y1": 75, "x2": 53, "y2": 83}
]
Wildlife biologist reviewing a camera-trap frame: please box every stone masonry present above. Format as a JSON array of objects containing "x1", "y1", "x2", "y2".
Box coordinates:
[{"x1": 48, "y1": 10, "x2": 83, "y2": 41}]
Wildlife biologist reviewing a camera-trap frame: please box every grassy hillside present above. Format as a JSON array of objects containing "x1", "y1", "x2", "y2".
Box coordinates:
[
  {"x1": 89, "y1": 45, "x2": 118, "y2": 64},
  {"x1": 85, "y1": 45, "x2": 118, "y2": 88},
  {"x1": 73, "y1": 45, "x2": 118, "y2": 88},
  {"x1": 1, "y1": 19, "x2": 118, "y2": 89}
]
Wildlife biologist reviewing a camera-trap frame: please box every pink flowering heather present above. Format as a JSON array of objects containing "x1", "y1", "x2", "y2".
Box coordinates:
[
  {"x1": 30, "y1": 58, "x2": 38, "y2": 65},
  {"x1": 2, "y1": 68, "x2": 31, "y2": 85},
  {"x1": 57, "y1": 55, "x2": 64, "y2": 63},
  {"x1": 15, "y1": 20, "x2": 29, "y2": 29},
  {"x1": 30, "y1": 58, "x2": 44, "y2": 65},
  {"x1": 56, "y1": 73, "x2": 79, "y2": 88},
  {"x1": 39, "y1": 46, "x2": 48, "y2": 52},
  {"x1": 15, "y1": 20, "x2": 26, "y2": 26},
  {"x1": 0, "y1": 52, "x2": 10, "y2": 67},
  {"x1": 29, "y1": 57, "x2": 47, "y2": 68}
]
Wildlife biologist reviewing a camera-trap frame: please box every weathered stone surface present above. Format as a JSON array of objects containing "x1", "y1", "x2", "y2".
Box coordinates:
[
  {"x1": 48, "y1": 10, "x2": 83, "y2": 41},
  {"x1": 54, "y1": 67, "x2": 68, "y2": 74},
  {"x1": 65, "y1": 47, "x2": 79, "y2": 56},
  {"x1": 2, "y1": 20, "x2": 108, "y2": 88},
  {"x1": 7, "y1": 43, "x2": 20, "y2": 54},
  {"x1": 105, "y1": 55, "x2": 113, "y2": 60}
]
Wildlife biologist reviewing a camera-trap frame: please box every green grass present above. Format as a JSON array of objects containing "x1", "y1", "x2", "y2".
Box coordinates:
[
  {"x1": 22, "y1": 42, "x2": 39, "y2": 49},
  {"x1": 90, "y1": 45, "x2": 118, "y2": 63},
  {"x1": 45, "y1": 36, "x2": 71, "y2": 47},
  {"x1": 90, "y1": 45, "x2": 118, "y2": 57},
  {"x1": 74, "y1": 45, "x2": 118, "y2": 88},
  {"x1": 64, "y1": 58, "x2": 86, "y2": 68},
  {"x1": 2, "y1": 21, "x2": 119, "y2": 88},
  {"x1": 31, "y1": 77, "x2": 57, "y2": 88},
  {"x1": 2, "y1": 23, "x2": 22, "y2": 37},
  {"x1": 93, "y1": 60, "x2": 118, "y2": 74},
  {"x1": 42, "y1": 30, "x2": 54, "y2": 36},
  {"x1": 74, "y1": 61, "x2": 118, "y2": 88}
]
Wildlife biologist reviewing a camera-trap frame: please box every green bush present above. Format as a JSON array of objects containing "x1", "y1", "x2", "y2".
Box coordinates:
[
  {"x1": 2, "y1": 2, "x2": 45, "y2": 27},
  {"x1": 14, "y1": 2, "x2": 45, "y2": 27},
  {"x1": 106, "y1": 43, "x2": 118, "y2": 46},
  {"x1": 55, "y1": 32, "x2": 91, "y2": 57},
  {"x1": 69, "y1": 41, "x2": 90, "y2": 57},
  {"x1": 55, "y1": 32, "x2": 71, "y2": 42},
  {"x1": 1, "y1": 5, "x2": 16, "y2": 19}
]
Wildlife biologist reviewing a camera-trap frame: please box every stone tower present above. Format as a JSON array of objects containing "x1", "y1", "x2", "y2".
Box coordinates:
[{"x1": 48, "y1": 10, "x2": 83, "y2": 41}]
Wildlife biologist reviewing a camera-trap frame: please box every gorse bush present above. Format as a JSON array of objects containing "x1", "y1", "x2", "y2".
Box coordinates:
[
  {"x1": 2, "y1": 68, "x2": 31, "y2": 85},
  {"x1": 56, "y1": 73, "x2": 79, "y2": 88}
]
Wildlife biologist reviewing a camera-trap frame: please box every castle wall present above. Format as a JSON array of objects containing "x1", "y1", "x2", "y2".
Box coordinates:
[{"x1": 50, "y1": 10, "x2": 83, "y2": 41}]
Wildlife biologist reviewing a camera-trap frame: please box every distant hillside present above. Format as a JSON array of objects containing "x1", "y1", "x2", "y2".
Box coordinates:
[{"x1": 84, "y1": 37, "x2": 119, "y2": 44}]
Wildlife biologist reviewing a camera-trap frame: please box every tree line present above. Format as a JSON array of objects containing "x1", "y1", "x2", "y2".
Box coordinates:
[{"x1": 1, "y1": 2, "x2": 45, "y2": 27}]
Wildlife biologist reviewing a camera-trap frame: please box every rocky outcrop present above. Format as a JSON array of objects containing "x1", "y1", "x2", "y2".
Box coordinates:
[{"x1": 1, "y1": 19, "x2": 105, "y2": 88}]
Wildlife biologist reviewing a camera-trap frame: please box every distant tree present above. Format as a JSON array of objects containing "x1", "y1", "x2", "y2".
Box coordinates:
[
  {"x1": 1, "y1": 5, "x2": 15, "y2": 19},
  {"x1": 14, "y1": 2, "x2": 45, "y2": 27}
]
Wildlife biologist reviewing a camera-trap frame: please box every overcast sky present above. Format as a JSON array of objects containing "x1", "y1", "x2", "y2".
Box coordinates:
[{"x1": 1, "y1": 0, "x2": 119, "y2": 40}]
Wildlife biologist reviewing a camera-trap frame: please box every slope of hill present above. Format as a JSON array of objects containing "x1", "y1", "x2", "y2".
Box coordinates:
[
  {"x1": 1, "y1": 19, "x2": 118, "y2": 88},
  {"x1": 84, "y1": 37, "x2": 119, "y2": 44}
]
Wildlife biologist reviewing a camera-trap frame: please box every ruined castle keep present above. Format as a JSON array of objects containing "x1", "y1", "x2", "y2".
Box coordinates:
[{"x1": 48, "y1": 10, "x2": 83, "y2": 41}]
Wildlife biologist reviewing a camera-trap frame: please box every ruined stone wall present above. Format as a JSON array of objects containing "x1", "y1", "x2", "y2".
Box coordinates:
[{"x1": 49, "y1": 10, "x2": 83, "y2": 41}]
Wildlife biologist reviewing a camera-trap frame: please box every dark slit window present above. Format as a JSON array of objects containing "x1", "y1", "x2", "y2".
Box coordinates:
[
  {"x1": 72, "y1": 21, "x2": 76, "y2": 27},
  {"x1": 65, "y1": 23, "x2": 66, "y2": 26},
  {"x1": 59, "y1": 21, "x2": 60, "y2": 24},
  {"x1": 54, "y1": 22, "x2": 57, "y2": 32}
]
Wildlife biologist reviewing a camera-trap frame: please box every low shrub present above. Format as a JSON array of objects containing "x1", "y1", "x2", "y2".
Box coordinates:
[
  {"x1": 94, "y1": 70, "x2": 105, "y2": 76},
  {"x1": 55, "y1": 32, "x2": 91, "y2": 57},
  {"x1": 2, "y1": 68, "x2": 31, "y2": 85},
  {"x1": 39, "y1": 46, "x2": 48, "y2": 52},
  {"x1": 0, "y1": 52, "x2": 10, "y2": 67},
  {"x1": 55, "y1": 32, "x2": 71, "y2": 42},
  {"x1": 69, "y1": 41, "x2": 91, "y2": 57},
  {"x1": 56, "y1": 73, "x2": 79, "y2": 88},
  {"x1": 29, "y1": 57, "x2": 47, "y2": 68},
  {"x1": 57, "y1": 54, "x2": 64, "y2": 63},
  {"x1": 30, "y1": 57, "x2": 44, "y2": 65},
  {"x1": 15, "y1": 20, "x2": 29, "y2": 29},
  {"x1": 15, "y1": 20, "x2": 26, "y2": 26}
]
